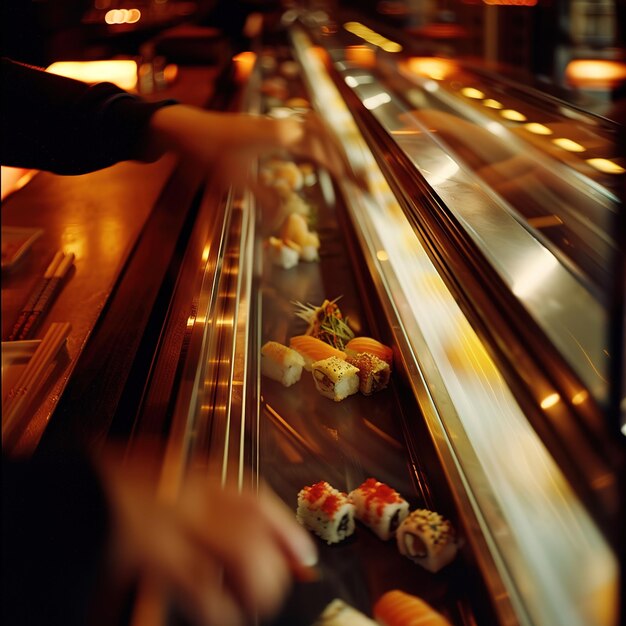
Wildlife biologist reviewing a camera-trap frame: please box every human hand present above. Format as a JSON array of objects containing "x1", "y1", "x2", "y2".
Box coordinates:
[{"x1": 98, "y1": 449, "x2": 317, "y2": 626}]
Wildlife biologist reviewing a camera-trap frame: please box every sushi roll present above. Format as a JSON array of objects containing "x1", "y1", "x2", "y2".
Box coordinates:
[
  {"x1": 260, "y1": 341, "x2": 305, "y2": 387},
  {"x1": 267, "y1": 236, "x2": 300, "y2": 269},
  {"x1": 311, "y1": 356, "x2": 359, "y2": 401},
  {"x1": 313, "y1": 599, "x2": 378, "y2": 625},
  {"x1": 345, "y1": 337, "x2": 393, "y2": 366},
  {"x1": 373, "y1": 590, "x2": 452, "y2": 626},
  {"x1": 396, "y1": 509, "x2": 458, "y2": 572},
  {"x1": 296, "y1": 481, "x2": 356, "y2": 544},
  {"x1": 346, "y1": 352, "x2": 390, "y2": 395},
  {"x1": 349, "y1": 478, "x2": 409, "y2": 540},
  {"x1": 290, "y1": 335, "x2": 346, "y2": 371}
]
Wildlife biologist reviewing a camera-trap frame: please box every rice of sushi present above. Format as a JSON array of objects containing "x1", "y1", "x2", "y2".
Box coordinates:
[
  {"x1": 261, "y1": 341, "x2": 305, "y2": 387},
  {"x1": 296, "y1": 481, "x2": 355, "y2": 544},
  {"x1": 396, "y1": 509, "x2": 458, "y2": 572},
  {"x1": 311, "y1": 356, "x2": 359, "y2": 401},
  {"x1": 349, "y1": 478, "x2": 409, "y2": 540},
  {"x1": 313, "y1": 599, "x2": 378, "y2": 626}
]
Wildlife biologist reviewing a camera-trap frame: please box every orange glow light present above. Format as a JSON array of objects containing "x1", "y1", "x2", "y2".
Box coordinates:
[
  {"x1": 46, "y1": 60, "x2": 138, "y2": 90},
  {"x1": 565, "y1": 59, "x2": 626, "y2": 89},
  {"x1": 404, "y1": 57, "x2": 457, "y2": 81},
  {"x1": 345, "y1": 45, "x2": 376, "y2": 68},
  {"x1": 232, "y1": 51, "x2": 256, "y2": 82}
]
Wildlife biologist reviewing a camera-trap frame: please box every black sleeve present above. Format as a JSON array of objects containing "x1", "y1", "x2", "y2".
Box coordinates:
[
  {"x1": 1, "y1": 453, "x2": 111, "y2": 626},
  {"x1": 1, "y1": 57, "x2": 176, "y2": 174}
]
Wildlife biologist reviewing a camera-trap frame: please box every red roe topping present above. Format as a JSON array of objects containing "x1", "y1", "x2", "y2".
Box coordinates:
[
  {"x1": 304, "y1": 481, "x2": 346, "y2": 518},
  {"x1": 360, "y1": 478, "x2": 402, "y2": 517}
]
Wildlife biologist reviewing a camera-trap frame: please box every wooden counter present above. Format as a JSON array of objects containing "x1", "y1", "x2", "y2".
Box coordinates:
[{"x1": 1, "y1": 66, "x2": 221, "y2": 456}]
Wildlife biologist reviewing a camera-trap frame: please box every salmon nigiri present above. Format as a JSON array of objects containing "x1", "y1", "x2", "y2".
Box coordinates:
[
  {"x1": 290, "y1": 335, "x2": 346, "y2": 371},
  {"x1": 373, "y1": 590, "x2": 451, "y2": 626},
  {"x1": 345, "y1": 336, "x2": 393, "y2": 366}
]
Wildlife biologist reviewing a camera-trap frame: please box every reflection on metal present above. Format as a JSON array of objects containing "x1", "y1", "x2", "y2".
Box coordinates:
[
  {"x1": 376, "y1": 250, "x2": 390, "y2": 262},
  {"x1": 264, "y1": 401, "x2": 323, "y2": 455},
  {"x1": 586, "y1": 158, "x2": 625, "y2": 175},
  {"x1": 362, "y1": 418, "x2": 404, "y2": 449},
  {"x1": 526, "y1": 215, "x2": 564, "y2": 229},
  {"x1": 524, "y1": 123, "x2": 553, "y2": 136},
  {"x1": 363, "y1": 92, "x2": 392, "y2": 110},
  {"x1": 540, "y1": 393, "x2": 561, "y2": 410},
  {"x1": 292, "y1": 28, "x2": 618, "y2": 626},
  {"x1": 511, "y1": 248, "x2": 559, "y2": 299},
  {"x1": 500, "y1": 109, "x2": 527, "y2": 122},
  {"x1": 552, "y1": 138, "x2": 586, "y2": 153}
]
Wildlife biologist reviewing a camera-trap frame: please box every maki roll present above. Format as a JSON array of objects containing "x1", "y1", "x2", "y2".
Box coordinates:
[
  {"x1": 396, "y1": 509, "x2": 458, "y2": 572},
  {"x1": 349, "y1": 478, "x2": 409, "y2": 540},
  {"x1": 374, "y1": 590, "x2": 452, "y2": 626},
  {"x1": 313, "y1": 599, "x2": 377, "y2": 626},
  {"x1": 345, "y1": 337, "x2": 393, "y2": 366},
  {"x1": 297, "y1": 481, "x2": 356, "y2": 544},
  {"x1": 311, "y1": 356, "x2": 359, "y2": 401},
  {"x1": 346, "y1": 352, "x2": 391, "y2": 395},
  {"x1": 261, "y1": 341, "x2": 305, "y2": 387}
]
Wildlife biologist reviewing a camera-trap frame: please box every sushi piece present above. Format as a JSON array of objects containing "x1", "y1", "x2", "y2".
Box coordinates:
[
  {"x1": 280, "y1": 213, "x2": 320, "y2": 261},
  {"x1": 260, "y1": 159, "x2": 303, "y2": 191},
  {"x1": 260, "y1": 341, "x2": 305, "y2": 387},
  {"x1": 349, "y1": 478, "x2": 409, "y2": 540},
  {"x1": 373, "y1": 590, "x2": 452, "y2": 626},
  {"x1": 313, "y1": 599, "x2": 378, "y2": 626},
  {"x1": 280, "y1": 190, "x2": 311, "y2": 216},
  {"x1": 267, "y1": 236, "x2": 300, "y2": 269},
  {"x1": 311, "y1": 356, "x2": 359, "y2": 401},
  {"x1": 290, "y1": 335, "x2": 346, "y2": 371},
  {"x1": 296, "y1": 481, "x2": 355, "y2": 544},
  {"x1": 299, "y1": 162, "x2": 317, "y2": 186},
  {"x1": 345, "y1": 337, "x2": 393, "y2": 366},
  {"x1": 346, "y1": 352, "x2": 390, "y2": 395},
  {"x1": 396, "y1": 509, "x2": 458, "y2": 572}
]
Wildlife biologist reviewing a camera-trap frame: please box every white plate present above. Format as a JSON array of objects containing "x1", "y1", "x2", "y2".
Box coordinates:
[{"x1": 1, "y1": 226, "x2": 43, "y2": 270}]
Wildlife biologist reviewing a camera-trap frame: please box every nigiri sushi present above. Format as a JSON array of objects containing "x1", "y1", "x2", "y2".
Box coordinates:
[
  {"x1": 373, "y1": 590, "x2": 451, "y2": 626},
  {"x1": 290, "y1": 335, "x2": 346, "y2": 371},
  {"x1": 345, "y1": 337, "x2": 393, "y2": 366},
  {"x1": 313, "y1": 599, "x2": 377, "y2": 625},
  {"x1": 280, "y1": 213, "x2": 320, "y2": 261},
  {"x1": 311, "y1": 356, "x2": 359, "y2": 401},
  {"x1": 267, "y1": 236, "x2": 300, "y2": 269},
  {"x1": 346, "y1": 352, "x2": 390, "y2": 395},
  {"x1": 296, "y1": 481, "x2": 355, "y2": 544},
  {"x1": 349, "y1": 478, "x2": 409, "y2": 540},
  {"x1": 260, "y1": 341, "x2": 305, "y2": 387},
  {"x1": 396, "y1": 509, "x2": 458, "y2": 572}
]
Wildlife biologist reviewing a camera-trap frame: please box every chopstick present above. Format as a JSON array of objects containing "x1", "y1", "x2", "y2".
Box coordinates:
[
  {"x1": 6, "y1": 251, "x2": 75, "y2": 341},
  {"x1": 2, "y1": 322, "x2": 71, "y2": 440},
  {"x1": 6, "y1": 251, "x2": 65, "y2": 341}
]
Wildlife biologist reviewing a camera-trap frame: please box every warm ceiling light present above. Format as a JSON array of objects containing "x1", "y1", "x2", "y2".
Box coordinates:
[
  {"x1": 552, "y1": 138, "x2": 586, "y2": 152},
  {"x1": 500, "y1": 109, "x2": 527, "y2": 122},
  {"x1": 483, "y1": 99, "x2": 503, "y2": 109},
  {"x1": 565, "y1": 59, "x2": 626, "y2": 89},
  {"x1": 461, "y1": 87, "x2": 485, "y2": 99},
  {"x1": 524, "y1": 123, "x2": 553, "y2": 135},
  {"x1": 404, "y1": 57, "x2": 456, "y2": 80}
]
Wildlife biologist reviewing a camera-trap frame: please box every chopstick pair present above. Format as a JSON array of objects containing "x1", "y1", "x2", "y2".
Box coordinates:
[
  {"x1": 6, "y1": 251, "x2": 75, "y2": 341},
  {"x1": 2, "y1": 322, "x2": 71, "y2": 441}
]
